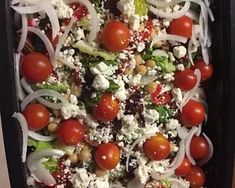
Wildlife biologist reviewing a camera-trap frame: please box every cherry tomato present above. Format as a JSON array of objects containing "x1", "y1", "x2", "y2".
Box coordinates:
[
  {"x1": 174, "y1": 69, "x2": 197, "y2": 91},
  {"x1": 101, "y1": 21, "x2": 131, "y2": 52},
  {"x1": 21, "y1": 52, "x2": 53, "y2": 83},
  {"x1": 93, "y1": 93, "x2": 119, "y2": 122},
  {"x1": 181, "y1": 100, "x2": 206, "y2": 127},
  {"x1": 151, "y1": 84, "x2": 172, "y2": 105},
  {"x1": 95, "y1": 143, "x2": 120, "y2": 170},
  {"x1": 141, "y1": 19, "x2": 153, "y2": 39},
  {"x1": 175, "y1": 157, "x2": 192, "y2": 177},
  {"x1": 168, "y1": 16, "x2": 193, "y2": 38},
  {"x1": 71, "y1": 2, "x2": 87, "y2": 20},
  {"x1": 143, "y1": 134, "x2": 170, "y2": 161},
  {"x1": 185, "y1": 166, "x2": 206, "y2": 188},
  {"x1": 192, "y1": 60, "x2": 213, "y2": 81},
  {"x1": 23, "y1": 103, "x2": 50, "y2": 131},
  {"x1": 190, "y1": 136, "x2": 209, "y2": 160},
  {"x1": 57, "y1": 119, "x2": 84, "y2": 145}
]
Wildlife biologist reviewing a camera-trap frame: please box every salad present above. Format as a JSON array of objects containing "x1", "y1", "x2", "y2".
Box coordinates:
[{"x1": 11, "y1": 0, "x2": 214, "y2": 187}]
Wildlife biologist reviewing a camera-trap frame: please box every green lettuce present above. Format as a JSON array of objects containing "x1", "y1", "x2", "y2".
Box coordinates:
[
  {"x1": 147, "y1": 105, "x2": 172, "y2": 123},
  {"x1": 42, "y1": 157, "x2": 59, "y2": 173},
  {"x1": 73, "y1": 40, "x2": 116, "y2": 61},
  {"x1": 34, "y1": 82, "x2": 69, "y2": 93},
  {"x1": 134, "y1": 0, "x2": 148, "y2": 16},
  {"x1": 28, "y1": 138, "x2": 54, "y2": 151}
]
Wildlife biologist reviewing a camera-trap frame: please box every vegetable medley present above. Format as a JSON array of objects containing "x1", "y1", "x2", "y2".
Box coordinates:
[{"x1": 11, "y1": 0, "x2": 214, "y2": 187}]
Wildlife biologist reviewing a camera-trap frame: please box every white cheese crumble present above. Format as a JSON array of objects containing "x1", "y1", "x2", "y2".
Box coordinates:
[
  {"x1": 51, "y1": 0, "x2": 73, "y2": 19},
  {"x1": 166, "y1": 119, "x2": 181, "y2": 130},
  {"x1": 129, "y1": 15, "x2": 141, "y2": 31},
  {"x1": 61, "y1": 103, "x2": 79, "y2": 120},
  {"x1": 129, "y1": 74, "x2": 142, "y2": 86},
  {"x1": 171, "y1": 88, "x2": 183, "y2": 103},
  {"x1": 173, "y1": 46, "x2": 187, "y2": 58},
  {"x1": 92, "y1": 74, "x2": 110, "y2": 91},
  {"x1": 143, "y1": 109, "x2": 160, "y2": 124},
  {"x1": 137, "y1": 42, "x2": 145, "y2": 52},
  {"x1": 114, "y1": 76, "x2": 128, "y2": 101},
  {"x1": 69, "y1": 94, "x2": 78, "y2": 105},
  {"x1": 117, "y1": 0, "x2": 135, "y2": 18},
  {"x1": 176, "y1": 64, "x2": 185, "y2": 71},
  {"x1": 90, "y1": 62, "x2": 114, "y2": 76}
]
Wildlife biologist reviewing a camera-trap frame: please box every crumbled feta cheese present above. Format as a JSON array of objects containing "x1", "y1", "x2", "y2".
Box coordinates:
[
  {"x1": 94, "y1": 178, "x2": 109, "y2": 188},
  {"x1": 117, "y1": 0, "x2": 135, "y2": 17},
  {"x1": 114, "y1": 76, "x2": 128, "y2": 101},
  {"x1": 92, "y1": 74, "x2": 110, "y2": 91},
  {"x1": 168, "y1": 52, "x2": 176, "y2": 62},
  {"x1": 90, "y1": 62, "x2": 115, "y2": 76},
  {"x1": 129, "y1": 74, "x2": 142, "y2": 86},
  {"x1": 148, "y1": 159, "x2": 170, "y2": 177},
  {"x1": 163, "y1": 19, "x2": 171, "y2": 27},
  {"x1": 173, "y1": 46, "x2": 187, "y2": 58},
  {"x1": 72, "y1": 27, "x2": 85, "y2": 41},
  {"x1": 166, "y1": 119, "x2": 181, "y2": 130},
  {"x1": 51, "y1": 0, "x2": 73, "y2": 19},
  {"x1": 173, "y1": 4, "x2": 181, "y2": 12},
  {"x1": 73, "y1": 168, "x2": 91, "y2": 188},
  {"x1": 84, "y1": 114, "x2": 99, "y2": 128},
  {"x1": 137, "y1": 42, "x2": 145, "y2": 52},
  {"x1": 69, "y1": 94, "x2": 78, "y2": 105},
  {"x1": 129, "y1": 15, "x2": 141, "y2": 31},
  {"x1": 143, "y1": 109, "x2": 159, "y2": 124},
  {"x1": 171, "y1": 88, "x2": 183, "y2": 102},
  {"x1": 61, "y1": 103, "x2": 79, "y2": 119},
  {"x1": 88, "y1": 127, "x2": 113, "y2": 144},
  {"x1": 134, "y1": 164, "x2": 150, "y2": 184},
  {"x1": 163, "y1": 73, "x2": 175, "y2": 82},
  {"x1": 176, "y1": 64, "x2": 185, "y2": 71}
]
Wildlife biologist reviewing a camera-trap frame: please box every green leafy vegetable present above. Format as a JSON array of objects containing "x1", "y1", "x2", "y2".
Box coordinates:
[
  {"x1": 147, "y1": 105, "x2": 172, "y2": 123},
  {"x1": 86, "y1": 92, "x2": 101, "y2": 108},
  {"x1": 28, "y1": 138, "x2": 54, "y2": 151},
  {"x1": 42, "y1": 157, "x2": 58, "y2": 173},
  {"x1": 73, "y1": 40, "x2": 116, "y2": 61},
  {"x1": 106, "y1": 80, "x2": 120, "y2": 92},
  {"x1": 34, "y1": 82, "x2": 69, "y2": 93},
  {"x1": 134, "y1": 0, "x2": 148, "y2": 16},
  {"x1": 160, "y1": 179, "x2": 172, "y2": 188}
]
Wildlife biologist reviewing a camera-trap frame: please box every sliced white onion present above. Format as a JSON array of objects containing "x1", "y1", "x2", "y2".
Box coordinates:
[
  {"x1": 21, "y1": 89, "x2": 69, "y2": 110},
  {"x1": 149, "y1": 2, "x2": 190, "y2": 19},
  {"x1": 198, "y1": 133, "x2": 214, "y2": 166},
  {"x1": 140, "y1": 75, "x2": 158, "y2": 86},
  {"x1": 12, "y1": 112, "x2": 28, "y2": 163},
  {"x1": 186, "y1": 10, "x2": 199, "y2": 22},
  {"x1": 55, "y1": 17, "x2": 77, "y2": 60},
  {"x1": 177, "y1": 126, "x2": 189, "y2": 140},
  {"x1": 27, "y1": 27, "x2": 56, "y2": 67},
  {"x1": 29, "y1": 131, "x2": 56, "y2": 141},
  {"x1": 68, "y1": 0, "x2": 99, "y2": 42},
  {"x1": 168, "y1": 178, "x2": 189, "y2": 188},
  {"x1": 17, "y1": 14, "x2": 28, "y2": 52},
  {"x1": 179, "y1": 69, "x2": 201, "y2": 110},
  {"x1": 27, "y1": 149, "x2": 65, "y2": 185},
  {"x1": 146, "y1": 0, "x2": 181, "y2": 8},
  {"x1": 185, "y1": 127, "x2": 198, "y2": 165},
  {"x1": 188, "y1": 39, "x2": 194, "y2": 65},
  {"x1": 201, "y1": 45, "x2": 210, "y2": 64},
  {"x1": 21, "y1": 78, "x2": 65, "y2": 110},
  {"x1": 195, "y1": 124, "x2": 202, "y2": 136},
  {"x1": 127, "y1": 179, "x2": 145, "y2": 188},
  {"x1": 126, "y1": 133, "x2": 155, "y2": 172},
  {"x1": 151, "y1": 169, "x2": 175, "y2": 180},
  {"x1": 14, "y1": 53, "x2": 25, "y2": 101},
  {"x1": 11, "y1": 0, "x2": 20, "y2": 5},
  {"x1": 11, "y1": 4, "x2": 42, "y2": 14},
  {"x1": 150, "y1": 34, "x2": 187, "y2": 48},
  {"x1": 57, "y1": 57, "x2": 78, "y2": 69}
]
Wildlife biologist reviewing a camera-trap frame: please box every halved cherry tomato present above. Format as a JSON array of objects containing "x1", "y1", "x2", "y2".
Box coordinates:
[
  {"x1": 71, "y1": 2, "x2": 88, "y2": 20},
  {"x1": 168, "y1": 16, "x2": 193, "y2": 38},
  {"x1": 141, "y1": 19, "x2": 153, "y2": 39},
  {"x1": 181, "y1": 100, "x2": 205, "y2": 127},
  {"x1": 21, "y1": 52, "x2": 53, "y2": 83},
  {"x1": 185, "y1": 166, "x2": 206, "y2": 188},
  {"x1": 95, "y1": 143, "x2": 120, "y2": 170},
  {"x1": 57, "y1": 119, "x2": 84, "y2": 145},
  {"x1": 151, "y1": 85, "x2": 172, "y2": 105},
  {"x1": 101, "y1": 20, "x2": 131, "y2": 52},
  {"x1": 174, "y1": 69, "x2": 197, "y2": 91},
  {"x1": 93, "y1": 93, "x2": 119, "y2": 122},
  {"x1": 22, "y1": 103, "x2": 50, "y2": 131},
  {"x1": 175, "y1": 157, "x2": 192, "y2": 177},
  {"x1": 192, "y1": 60, "x2": 213, "y2": 81},
  {"x1": 190, "y1": 136, "x2": 209, "y2": 160},
  {"x1": 143, "y1": 134, "x2": 170, "y2": 161}
]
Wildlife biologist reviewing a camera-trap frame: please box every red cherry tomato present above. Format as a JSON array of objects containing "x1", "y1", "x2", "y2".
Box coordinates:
[
  {"x1": 93, "y1": 93, "x2": 119, "y2": 122},
  {"x1": 101, "y1": 21, "x2": 131, "y2": 52},
  {"x1": 175, "y1": 157, "x2": 192, "y2": 177},
  {"x1": 143, "y1": 134, "x2": 170, "y2": 161},
  {"x1": 181, "y1": 100, "x2": 205, "y2": 127},
  {"x1": 22, "y1": 103, "x2": 50, "y2": 131},
  {"x1": 185, "y1": 166, "x2": 206, "y2": 188},
  {"x1": 190, "y1": 136, "x2": 209, "y2": 160},
  {"x1": 71, "y1": 2, "x2": 88, "y2": 20},
  {"x1": 168, "y1": 16, "x2": 193, "y2": 38},
  {"x1": 141, "y1": 19, "x2": 153, "y2": 39},
  {"x1": 95, "y1": 143, "x2": 120, "y2": 170},
  {"x1": 174, "y1": 69, "x2": 197, "y2": 91},
  {"x1": 192, "y1": 60, "x2": 213, "y2": 81},
  {"x1": 57, "y1": 119, "x2": 84, "y2": 145},
  {"x1": 151, "y1": 85, "x2": 173, "y2": 105},
  {"x1": 21, "y1": 52, "x2": 53, "y2": 83}
]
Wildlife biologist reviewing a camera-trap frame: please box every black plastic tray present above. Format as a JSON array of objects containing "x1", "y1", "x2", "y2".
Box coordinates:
[{"x1": 0, "y1": 0, "x2": 235, "y2": 187}]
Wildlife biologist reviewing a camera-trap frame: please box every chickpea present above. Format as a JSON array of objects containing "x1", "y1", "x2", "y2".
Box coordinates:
[
  {"x1": 47, "y1": 122, "x2": 59, "y2": 133},
  {"x1": 135, "y1": 65, "x2": 147, "y2": 75},
  {"x1": 145, "y1": 60, "x2": 156, "y2": 69},
  {"x1": 80, "y1": 142, "x2": 90, "y2": 151},
  {"x1": 78, "y1": 149, "x2": 91, "y2": 162},
  {"x1": 68, "y1": 153, "x2": 79, "y2": 164},
  {"x1": 153, "y1": 41, "x2": 163, "y2": 48},
  {"x1": 134, "y1": 54, "x2": 143, "y2": 66},
  {"x1": 70, "y1": 84, "x2": 81, "y2": 96},
  {"x1": 124, "y1": 67, "x2": 133, "y2": 75},
  {"x1": 145, "y1": 82, "x2": 158, "y2": 93},
  {"x1": 95, "y1": 167, "x2": 107, "y2": 177}
]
